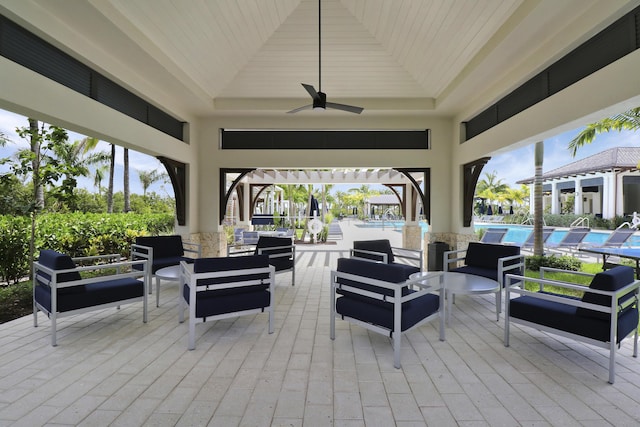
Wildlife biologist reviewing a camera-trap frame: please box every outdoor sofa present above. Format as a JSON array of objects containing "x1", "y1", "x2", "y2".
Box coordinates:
[
  {"x1": 33, "y1": 249, "x2": 149, "y2": 346},
  {"x1": 504, "y1": 265, "x2": 639, "y2": 384},
  {"x1": 228, "y1": 236, "x2": 296, "y2": 286}
]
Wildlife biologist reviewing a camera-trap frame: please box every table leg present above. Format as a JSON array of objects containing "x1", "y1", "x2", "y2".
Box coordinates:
[
  {"x1": 495, "y1": 290, "x2": 500, "y2": 321},
  {"x1": 446, "y1": 290, "x2": 453, "y2": 326},
  {"x1": 156, "y1": 277, "x2": 161, "y2": 307}
]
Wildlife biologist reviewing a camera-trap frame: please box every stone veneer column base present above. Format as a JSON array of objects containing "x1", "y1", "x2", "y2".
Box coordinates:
[
  {"x1": 188, "y1": 232, "x2": 227, "y2": 257},
  {"x1": 425, "y1": 232, "x2": 479, "y2": 269},
  {"x1": 402, "y1": 224, "x2": 425, "y2": 267}
]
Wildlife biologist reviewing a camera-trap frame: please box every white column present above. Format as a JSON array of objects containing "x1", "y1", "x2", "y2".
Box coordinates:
[
  {"x1": 242, "y1": 181, "x2": 251, "y2": 227},
  {"x1": 574, "y1": 180, "x2": 582, "y2": 215},
  {"x1": 405, "y1": 184, "x2": 416, "y2": 224},
  {"x1": 551, "y1": 182, "x2": 560, "y2": 215},
  {"x1": 601, "y1": 174, "x2": 613, "y2": 219}
]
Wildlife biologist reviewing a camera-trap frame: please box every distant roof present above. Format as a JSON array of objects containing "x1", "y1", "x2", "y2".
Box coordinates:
[
  {"x1": 367, "y1": 195, "x2": 400, "y2": 205},
  {"x1": 517, "y1": 147, "x2": 640, "y2": 184}
]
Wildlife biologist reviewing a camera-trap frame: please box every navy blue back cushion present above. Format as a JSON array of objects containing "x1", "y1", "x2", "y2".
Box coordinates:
[
  {"x1": 465, "y1": 242, "x2": 520, "y2": 269},
  {"x1": 136, "y1": 235, "x2": 184, "y2": 258},
  {"x1": 255, "y1": 237, "x2": 294, "y2": 271},
  {"x1": 194, "y1": 254, "x2": 270, "y2": 286},
  {"x1": 353, "y1": 239, "x2": 394, "y2": 263},
  {"x1": 336, "y1": 257, "x2": 407, "y2": 298},
  {"x1": 577, "y1": 266, "x2": 636, "y2": 320},
  {"x1": 37, "y1": 249, "x2": 82, "y2": 284}
]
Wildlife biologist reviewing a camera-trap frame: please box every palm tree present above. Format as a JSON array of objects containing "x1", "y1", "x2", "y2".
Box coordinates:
[
  {"x1": 476, "y1": 171, "x2": 509, "y2": 213},
  {"x1": 569, "y1": 107, "x2": 640, "y2": 156},
  {"x1": 124, "y1": 148, "x2": 130, "y2": 212},
  {"x1": 107, "y1": 144, "x2": 115, "y2": 213},
  {"x1": 349, "y1": 184, "x2": 372, "y2": 219},
  {"x1": 137, "y1": 169, "x2": 167, "y2": 197},
  {"x1": 533, "y1": 141, "x2": 544, "y2": 255}
]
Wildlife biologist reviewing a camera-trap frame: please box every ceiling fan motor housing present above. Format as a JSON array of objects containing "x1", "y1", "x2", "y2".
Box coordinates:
[{"x1": 313, "y1": 92, "x2": 327, "y2": 109}]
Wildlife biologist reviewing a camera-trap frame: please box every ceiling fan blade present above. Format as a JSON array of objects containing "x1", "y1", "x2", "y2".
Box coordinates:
[
  {"x1": 302, "y1": 83, "x2": 319, "y2": 100},
  {"x1": 326, "y1": 102, "x2": 364, "y2": 114},
  {"x1": 286, "y1": 104, "x2": 313, "y2": 114}
]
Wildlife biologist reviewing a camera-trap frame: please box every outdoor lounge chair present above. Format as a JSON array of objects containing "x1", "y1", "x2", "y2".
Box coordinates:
[
  {"x1": 351, "y1": 239, "x2": 423, "y2": 278},
  {"x1": 479, "y1": 227, "x2": 508, "y2": 244},
  {"x1": 330, "y1": 258, "x2": 445, "y2": 368},
  {"x1": 179, "y1": 255, "x2": 275, "y2": 350},
  {"x1": 229, "y1": 236, "x2": 296, "y2": 286},
  {"x1": 545, "y1": 227, "x2": 590, "y2": 254}
]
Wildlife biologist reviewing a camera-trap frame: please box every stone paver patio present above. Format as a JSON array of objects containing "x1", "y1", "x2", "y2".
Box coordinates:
[{"x1": 1, "y1": 222, "x2": 640, "y2": 426}]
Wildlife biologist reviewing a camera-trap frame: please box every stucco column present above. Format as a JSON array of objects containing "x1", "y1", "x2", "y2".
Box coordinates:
[
  {"x1": 551, "y1": 182, "x2": 560, "y2": 214},
  {"x1": 574, "y1": 180, "x2": 582, "y2": 215}
]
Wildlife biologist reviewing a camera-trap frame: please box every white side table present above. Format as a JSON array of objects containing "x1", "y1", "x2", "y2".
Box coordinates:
[
  {"x1": 155, "y1": 265, "x2": 181, "y2": 307},
  {"x1": 410, "y1": 271, "x2": 500, "y2": 325}
]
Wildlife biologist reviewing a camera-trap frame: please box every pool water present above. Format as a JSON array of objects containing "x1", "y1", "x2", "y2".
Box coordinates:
[{"x1": 355, "y1": 221, "x2": 640, "y2": 246}]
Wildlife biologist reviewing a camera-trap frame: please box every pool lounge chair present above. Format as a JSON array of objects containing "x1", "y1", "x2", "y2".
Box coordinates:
[
  {"x1": 480, "y1": 228, "x2": 508, "y2": 244},
  {"x1": 580, "y1": 226, "x2": 637, "y2": 250},
  {"x1": 511, "y1": 227, "x2": 555, "y2": 248},
  {"x1": 546, "y1": 227, "x2": 590, "y2": 254}
]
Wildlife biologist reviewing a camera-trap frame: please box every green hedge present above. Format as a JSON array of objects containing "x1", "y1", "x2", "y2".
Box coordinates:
[{"x1": 0, "y1": 213, "x2": 174, "y2": 284}]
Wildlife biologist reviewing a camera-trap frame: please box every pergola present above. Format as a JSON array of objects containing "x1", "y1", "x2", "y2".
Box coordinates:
[{"x1": 1, "y1": 1, "x2": 640, "y2": 255}]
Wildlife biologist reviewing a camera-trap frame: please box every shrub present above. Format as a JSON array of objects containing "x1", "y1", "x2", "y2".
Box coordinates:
[
  {"x1": 525, "y1": 254, "x2": 582, "y2": 272},
  {"x1": 0, "y1": 216, "x2": 30, "y2": 284}
]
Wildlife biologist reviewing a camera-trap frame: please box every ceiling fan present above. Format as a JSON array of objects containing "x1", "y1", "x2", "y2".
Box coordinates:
[{"x1": 287, "y1": 0, "x2": 363, "y2": 114}]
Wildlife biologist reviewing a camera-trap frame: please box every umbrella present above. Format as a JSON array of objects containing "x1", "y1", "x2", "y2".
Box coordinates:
[
  {"x1": 479, "y1": 204, "x2": 485, "y2": 215},
  {"x1": 509, "y1": 205, "x2": 514, "y2": 215},
  {"x1": 487, "y1": 205, "x2": 493, "y2": 215},
  {"x1": 498, "y1": 206, "x2": 503, "y2": 215},
  {"x1": 310, "y1": 195, "x2": 319, "y2": 217}
]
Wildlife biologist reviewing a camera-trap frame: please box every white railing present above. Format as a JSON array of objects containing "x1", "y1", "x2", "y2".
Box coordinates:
[{"x1": 570, "y1": 216, "x2": 589, "y2": 228}]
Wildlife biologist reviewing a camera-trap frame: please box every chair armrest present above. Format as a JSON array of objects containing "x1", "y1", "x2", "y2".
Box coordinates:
[
  {"x1": 443, "y1": 249, "x2": 467, "y2": 271},
  {"x1": 131, "y1": 244, "x2": 152, "y2": 259},
  {"x1": 350, "y1": 248, "x2": 388, "y2": 263},
  {"x1": 72, "y1": 254, "x2": 122, "y2": 264},
  {"x1": 497, "y1": 254, "x2": 525, "y2": 285},
  {"x1": 391, "y1": 247, "x2": 423, "y2": 269},
  {"x1": 257, "y1": 244, "x2": 295, "y2": 260},
  {"x1": 183, "y1": 241, "x2": 202, "y2": 257},
  {"x1": 331, "y1": 270, "x2": 443, "y2": 304}
]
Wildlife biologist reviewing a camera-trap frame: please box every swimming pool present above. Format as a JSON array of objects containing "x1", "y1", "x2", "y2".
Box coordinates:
[
  {"x1": 355, "y1": 221, "x2": 640, "y2": 246},
  {"x1": 477, "y1": 224, "x2": 640, "y2": 246}
]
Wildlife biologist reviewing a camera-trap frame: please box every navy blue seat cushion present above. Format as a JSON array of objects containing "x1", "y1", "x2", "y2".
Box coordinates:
[
  {"x1": 184, "y1": 255, "x2": 271, "y2": 318},
  {"x1": 577, "y1": 266, "x2": 636, "y2": 320},
  {"x1": 353, "y1": 240, "x2": 394, "y2": 263},
  {"x1": 509, "y1": 292, "x2": 638, "y2": 343},
  {"x1": 254, "y1": 236, "x2": 294, "y2": 272},
  {"x1": 453, "y1": 242, "x2": 521, "y2": 283},
  {"x1": 35, "y1": 277, "x2": 143, "y2": 313},
  {"x1": 36, "y1": 249, "x2": 84, "y2": 294},
  {"x1": 336, "y1": 289, "x2": 439, "y2": 332}
]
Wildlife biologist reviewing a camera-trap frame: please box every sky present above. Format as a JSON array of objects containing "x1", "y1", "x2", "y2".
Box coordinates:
[
  {"x1": 1, "y1": 108, "x2": 639, "y2": 195},
  {"x1": 0, "y1": 109, "x2": 173, "y2": 197}
]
